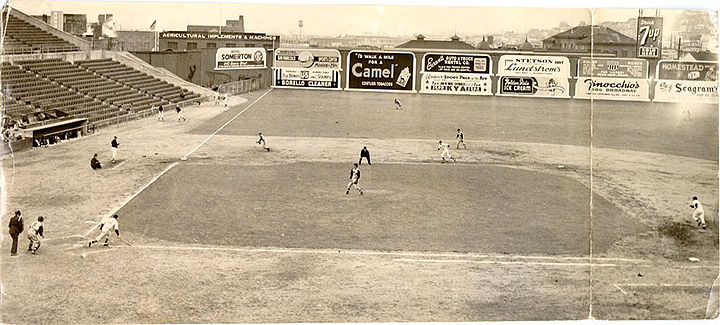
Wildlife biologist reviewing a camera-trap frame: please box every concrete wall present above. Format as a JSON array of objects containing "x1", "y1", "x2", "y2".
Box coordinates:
[{"x1": 132, "y1": 48, "x2": 273, "y2": 88}]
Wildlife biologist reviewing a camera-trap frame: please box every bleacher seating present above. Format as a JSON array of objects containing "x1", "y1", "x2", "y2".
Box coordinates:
[
  {"x1": 76, "y1": 59, "x2": 201, "y2": 104},
  {"x1": 1, "y1": 62, "x2": 114, "y2": 123},
  {"x1": 18, "y1": 59, "x2": 168, "y2": 111},
  {"x1": 1, "y1": 14, "x2": 79, "y2": 53}
]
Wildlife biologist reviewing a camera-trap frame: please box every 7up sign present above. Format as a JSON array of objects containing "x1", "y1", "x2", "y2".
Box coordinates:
[{"x1": 636, "y1": 17, "x2": 663, "y2": 58}]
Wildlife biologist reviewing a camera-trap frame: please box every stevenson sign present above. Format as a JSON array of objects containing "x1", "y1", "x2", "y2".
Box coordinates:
[
  {"x1": 498, "y1": 55, "x2": 571, "y2": 77},
  {"x1": 346, "y1": 50, "x2": 416, "y2": 92}
]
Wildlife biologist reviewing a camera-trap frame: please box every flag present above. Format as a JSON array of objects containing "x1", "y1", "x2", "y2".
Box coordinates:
[{"x1": 150, "y1": 20, "x2": 156, "y2": 31}]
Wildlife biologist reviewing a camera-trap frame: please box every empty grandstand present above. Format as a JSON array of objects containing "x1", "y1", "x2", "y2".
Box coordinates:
[
  {"x1": 1, "y1": 13, "x2": 80, "y2": 53},
  {"x1": 1, "y1": 7, "x2": 211, "y2": 151}
]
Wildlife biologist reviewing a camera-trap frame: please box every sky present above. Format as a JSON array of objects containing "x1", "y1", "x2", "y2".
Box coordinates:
[{"x1": 3, "y1": 0, "x2": 717, "y2": 37}]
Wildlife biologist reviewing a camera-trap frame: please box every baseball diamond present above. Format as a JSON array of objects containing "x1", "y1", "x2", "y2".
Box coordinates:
[{"x1": 1, "y1": 3, "x2": 719, "y2": 324}]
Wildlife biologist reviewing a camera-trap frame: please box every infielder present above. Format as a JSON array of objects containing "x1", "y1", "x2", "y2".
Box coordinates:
[
  {"x1": 456, "y1": 129, "x2": 467, "y2": 149},
  {"x1": 214, "y1": 91, "x2": 221, "y2": 106},
  {"x1": 88, "y1": 214, "x2": 120, "y2": 247},
  {"x1": 690, "y1": 196, "x2": 706, "y2": 230},
  {"x1": 111, "y1": 136, "x2": 119, "y2": 163},
  {"x1": 346, "y1": 163, "x2": 364, "y2": 195},
  {"x1": 257, "y1": 132, "x2": 270, "y2": 151},
  {"x1": 437, "y1": 140, "x2": 456, "y2": 163},
  {"x1": 223, "y1": 92, "x2": 229, "y2": 107},
  {"x1": 27, "y1": 216, "x2": 44, "y2": 253}
]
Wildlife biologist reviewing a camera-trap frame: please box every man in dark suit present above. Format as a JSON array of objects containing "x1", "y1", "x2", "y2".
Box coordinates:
[
  {"x1": 8, "y1": 210, "x2": 24, "y2": 256},
  {"x1": 359, "y1": 146, "x2": 371, "y2": 165}
]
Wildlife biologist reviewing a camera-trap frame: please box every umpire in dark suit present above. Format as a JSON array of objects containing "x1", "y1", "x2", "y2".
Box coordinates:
[
  {"x1": 8, "y1": 210, "x2": 24, "y2": 256},
  {"x1": 359, "y1": 146, "x2": 371, "y2": 165}
]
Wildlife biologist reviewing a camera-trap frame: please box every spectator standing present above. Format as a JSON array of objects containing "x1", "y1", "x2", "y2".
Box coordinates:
[{"x1": 8, "y1": 210, "x2": 23, "y2": 256}]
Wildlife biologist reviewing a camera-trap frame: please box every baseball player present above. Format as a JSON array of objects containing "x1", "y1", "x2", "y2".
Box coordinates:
[
  {"x1": 456, "y1": 129, "x2": 467, "y2": 149},
  {"x1": 88, "y1": 214, "x2": 120, "y2": 247},
  {"x1": 176, "y1": 105, "x2": 186, "y2": 122},
  {"x1": 437, "y1": 140, "x2": 456, "y2": 163},
  {"x1": 223, "y1": 92, "x2": 229, "y2": 107},
  {"x1": 257, "y1": 132, "x2": 270, "y2": 151},
  {"x1": 155, "y1": 104, "x2": 164, "y2": 121},
  {"x1": 27, "y1": 216, "x2": 44, "y2": 253},
  {"x1": 214, "y1": 91, "x2": 221, "y2": 106},
  {"x1": 111, "y1": 136, "x2": 119, "y2": 163},
  {"x1": 346, "y1": 163, "x2": 363, "y2": 195},
  {"x1": 690, "y1": 196, "x2": 706, "y2": 230},
  {"x1": 394, "y1": 98, "x2": 402, "y2": 110}
]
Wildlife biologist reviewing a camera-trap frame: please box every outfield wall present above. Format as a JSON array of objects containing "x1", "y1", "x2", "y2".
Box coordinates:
[{"x1": 265, "y1": 48, "x2": 710, "y2": 104}]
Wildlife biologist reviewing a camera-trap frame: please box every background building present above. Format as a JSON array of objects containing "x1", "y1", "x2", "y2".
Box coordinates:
[{"x1": 543, "y1": 25, "x2": 636, "y2": 57}]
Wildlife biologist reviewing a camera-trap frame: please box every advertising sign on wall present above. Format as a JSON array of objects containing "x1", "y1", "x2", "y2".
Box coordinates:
[
  {"x1": 656, "y1": 60, "x2": 718, "y2": 81},
  {"x1": 346, "y1": 50, "x2": 416, "y2": 92},
  {"x1": 498, "y1": 76, "x2": 570, "y2": 98},
  {"x1": 653, "y1": 80, "x2": 718, "y2": 103},
  {"x1": 161, "y1": 31, "x2": 279, "y2": 42},
  {"x1": 577, "y1": 58, "x2": 649, "y2": 79},
  {"x1": 274, "y1": 48, "x2": 342, "y2": 70},
  {"x1": 273, "y1": 68, "x2": 341, "y2": 89},
  {"x1": 420, "y1": 73, "x2": 492, "y2": 95},
  {"x1": 272, "y1": 48, "x2": 342, "y2": 89},
  {"x1": 216, "y1": 47, "x2": 266, "y2": 70},
  {"x1": 497, "y1": 55, "x2": 571, "y2": 77},
  {"x1": 421, "y1": 53, "x2": 491, "y2": 74},
  {"x1": 636, "y1": 17, "x2": 663, "y2": 58},
  {"x1": 574, "y1": 78, "x2": 650, "y2": 101}
]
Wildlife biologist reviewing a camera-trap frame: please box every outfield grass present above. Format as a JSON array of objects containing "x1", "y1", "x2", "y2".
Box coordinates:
[
  {"x1": 191, "y1": 89, "x2": 718, "y2": 160},
  {"x1": 118, "y1": 162, "x2": 631, "y2": 255}
]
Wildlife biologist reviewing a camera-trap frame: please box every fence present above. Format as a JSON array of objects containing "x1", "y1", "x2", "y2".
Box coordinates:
[{"x1": 217, "y1": 78, "x2": 261, "y2": 96}]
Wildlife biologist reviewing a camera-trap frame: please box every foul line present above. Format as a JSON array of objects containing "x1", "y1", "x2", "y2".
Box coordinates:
[
  {"x1": 393, "y1": 258, "x2": 617, "y2": 267},
  {"x1": 82, "y1": 90, "x2": 271, "y2": 237},
  {"x1": 93, "y1": 243, "x2": 650, "y2": 264},
  {"x1": 111, "y1": 160, "x2": 127, "y2": 169},
  {"x1": 182, "y1": 88, "x2": 273, "y2": 160},
  {"x1": 84, "y1": 161, "x2": 179, "y2": 237}
]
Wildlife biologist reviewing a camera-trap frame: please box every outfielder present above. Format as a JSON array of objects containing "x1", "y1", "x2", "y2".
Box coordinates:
[
  {"x1": 456, "y1": 129, "x2": 467, "y2": 149},
  {"x1": 88, "y1": 214, "x2": 120, "y2": 247},
  {"x1": 257, "y1": 132, "x2": 270, "y2": 151},
  {"x1": 438, "y1": 140, "x2": 456, "y2": 163},
  {"x1": 27, "y1": 216, "x2": 44, "y2": 253},
  {"x1": 394, "y1": 98, "x2": 402, "y2": 110},
  {"x1": 346, "y1": 163, "x2": 364, "y2": 195},
  {"x1": 690, "y1": 196, "x2": 706, "y2": 230}
]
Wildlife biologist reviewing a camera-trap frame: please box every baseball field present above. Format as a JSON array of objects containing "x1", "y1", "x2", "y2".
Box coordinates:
[{"x1": 1, "y1": 88, "x2": 718, "y2": 322}]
